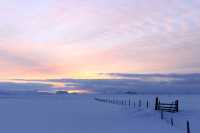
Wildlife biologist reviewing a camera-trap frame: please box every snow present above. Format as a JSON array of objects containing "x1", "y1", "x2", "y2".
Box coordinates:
[{"x1": 0, "y1": 94, "x2": 198, "y2": 133}]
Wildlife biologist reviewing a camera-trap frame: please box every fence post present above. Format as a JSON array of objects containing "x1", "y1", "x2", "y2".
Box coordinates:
[
  {"x1": 155, "y1": 97, "x2": 159, "y2": 110},
  {"x1": 128, "y1": 99, "x2": 131, "y2": 108},
  {"x1": 170, "y1": 118, "x2": 174, "y2": 127},
  {"x1": 175, "y1": 100, "x2": 179, "y2": 112},
  {"x1": 161, "y1": 111, "x2": 164, "y2": 120},
  {"x1": 187, "y1": 121, "x2": 190, "y2": 133},
  {"x1": 134, "y1": 101, "x2": 136, "y2": 108},
  {"x1": 146, "y1": 100, "x2": 149, "y2": 109}
]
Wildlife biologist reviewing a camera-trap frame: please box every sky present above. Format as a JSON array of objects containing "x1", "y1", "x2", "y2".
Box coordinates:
[{"x1": 0, "y1": 0, "x2": 200, "y2": 79}]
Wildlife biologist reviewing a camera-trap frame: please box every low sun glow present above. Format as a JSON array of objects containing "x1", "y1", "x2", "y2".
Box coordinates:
[
  {"x1": 65, "y1": 89, "x2": 91, "y2": 94},
  {"x1": 50, "y1": 82, "x2": 66, "y2": 88}
]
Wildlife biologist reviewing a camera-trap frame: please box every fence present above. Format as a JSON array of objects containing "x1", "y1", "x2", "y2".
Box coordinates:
[
  {"x1": 159, "y1": 110, "x2": 191, "y2": 133},
  {"x1": 94, "y1": 97, "x2": 150, "y2": 109},
  {"x1": 155, "y1": 97, "x2": 179, "y2": 112},
  {"x1": 155, "y1": 97, "x2": 192, "y2": 133},
  {"x1": 95, "y1": 96, "x2": 191, "y2": 133}
]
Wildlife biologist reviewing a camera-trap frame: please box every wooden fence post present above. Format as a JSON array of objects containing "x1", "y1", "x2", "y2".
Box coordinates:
[
  {"x1": 155, "y1": 97, "x2": 159, "y2": 110},
  {"x1": 187, "y1": 121, "x2": 190, "y2": 133},
  {"x1": 161, "y1": 111, "x2": 164, "y2": 120},
  {"x1": 170, "y1": 118, "x2": 174, "y2": 127},
  {"x1": 146, "y1": 100, "x2": 149, "y2": 109},
  {"x1": 175, "y1": 100, "x2": 179, "y2": 112}
]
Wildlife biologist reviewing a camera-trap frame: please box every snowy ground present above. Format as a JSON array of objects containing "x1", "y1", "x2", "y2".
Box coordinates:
[{"x1": 0, "y1": 94, "x2": 199, "y2": 133}]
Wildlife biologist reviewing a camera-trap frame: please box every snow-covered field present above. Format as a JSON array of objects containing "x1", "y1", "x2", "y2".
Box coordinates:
[{"x1": 0, "y1": 94, "x2": 199, "y2": 133}]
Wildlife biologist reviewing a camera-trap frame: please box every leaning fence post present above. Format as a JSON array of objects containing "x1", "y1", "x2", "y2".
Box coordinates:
[{"x1": 187, "y1": 120, "x2": 190, "y2": 133}]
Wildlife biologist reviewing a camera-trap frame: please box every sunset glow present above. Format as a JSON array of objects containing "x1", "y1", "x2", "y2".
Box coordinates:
[
  {"x1": 0, "y1": 0, "x2": 200, "y2": 79},
  {"x1": 66, "y1": 89, "x2": 92, "y2": 94}
]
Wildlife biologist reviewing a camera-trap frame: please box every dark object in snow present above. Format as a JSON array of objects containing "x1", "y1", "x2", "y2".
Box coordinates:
[
  {"x1": 146, "y1": 100, "x2": 149, "y2": 109},
  {"x1": 155, "y1": 97, "x2": 159, "y2": 110},
  {"x1": 161, "y1": 111, "x2": 164, "y2": 120},
  {"x1": 187, "y1": 120, "x2": 191, "y2": 133},
  {"x1": 170, "y1": 118, "x2": 174, "y2": 126}
]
